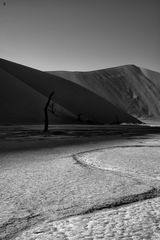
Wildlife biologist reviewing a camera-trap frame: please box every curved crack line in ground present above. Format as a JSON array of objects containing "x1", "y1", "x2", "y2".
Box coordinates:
[
  {"x1": 0, "y1": 213, "x2": 45, "y2": 240},
  {"x1": 79, "y1": 187, "x2": 160, "y2": 216},
  {"x1": 107, "y1": 145, "x2": 160, "y2": 149},
  {"x1": 45, "y1": 189, "x2": 160, "y2": 224},
  {"x1": 72, "y1": 144, "x2": 160, "y2": 182},
  {"x1": 72, "y1": 155, "x2": 156, "y2": 186},
  {"x1": 73, "y1": 151, "x2": 160, "y2": 182},
  {"x1": 71, "y1": 145, "x2": 160, "y2": 180},
  {"x1": 66, "y1": 144, "x2": 160, "y2": 160}
]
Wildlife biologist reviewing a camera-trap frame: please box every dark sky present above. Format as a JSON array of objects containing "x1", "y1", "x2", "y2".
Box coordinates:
[{"x1": 0, "y1": 0, "x2": 160, "y2": 71}]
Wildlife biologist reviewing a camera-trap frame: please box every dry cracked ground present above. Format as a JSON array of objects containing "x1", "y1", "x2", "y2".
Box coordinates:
[{"x1": 1, "y1": 125, "x2": 160, "y2": 240}]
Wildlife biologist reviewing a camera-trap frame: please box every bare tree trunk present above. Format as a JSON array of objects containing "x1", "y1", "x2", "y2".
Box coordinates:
[
  {"x1": 77, "y1": 113, "x2": 82, "y2": 122},
  {"x1": 44, "y1": 91, "x2": 54, "y2": 132}
]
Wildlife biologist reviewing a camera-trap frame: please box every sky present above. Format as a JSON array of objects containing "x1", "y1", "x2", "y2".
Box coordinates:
[{"x1": 0, "y1": 0, "x2": 160, "y2": 72}]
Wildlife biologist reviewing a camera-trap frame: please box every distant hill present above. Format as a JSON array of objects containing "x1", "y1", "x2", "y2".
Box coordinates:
[
  {"x1": 50, "y1": 65, "x2": 160, "y2": 120},
  {"x1": 0, "y1": 58, "x2": 140, "y2": 125}
]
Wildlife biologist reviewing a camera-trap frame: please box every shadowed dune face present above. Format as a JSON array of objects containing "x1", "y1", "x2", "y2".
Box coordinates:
[
  {"x1": 0, "y1": 67, "x2": 77, "y2": 124},
  {"x1": 0, "y1": 58, "x2": 140, "y2": 125},
  {"x1": 0, "y1": 67, "x2": 46, "y2": 124},
  {"x1": 51, "y1": 65, "x2": 160, "y2": 120}
]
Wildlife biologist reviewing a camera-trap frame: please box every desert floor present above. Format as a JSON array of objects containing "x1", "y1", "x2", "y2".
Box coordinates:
[{"x1": 1, "y1": 124, "x2": 160, "y2": 240}]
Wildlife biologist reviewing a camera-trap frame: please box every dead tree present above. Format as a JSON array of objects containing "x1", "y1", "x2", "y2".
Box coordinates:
[
  {"x1": 44, "y1": 91, "x2": 55, "y2": 132},
  {"x1": 77, "y1": 113, "x2": 82, "y2": 122}
]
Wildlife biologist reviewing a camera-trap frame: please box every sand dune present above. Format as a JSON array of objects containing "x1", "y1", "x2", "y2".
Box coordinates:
[
  {"x1": 0, "y1": 58, "x2": 140, "y2": 124},
  {"x1": 0, "y1": 67, "x2": 76, "y2": 124},
  {"x1": 51, "y1": 65, "x2": 160, "y2": 120}
]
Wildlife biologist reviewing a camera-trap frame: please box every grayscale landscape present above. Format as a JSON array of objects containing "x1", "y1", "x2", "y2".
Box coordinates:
[{"x1": 0, "y1": 0, "x2": 160, "y2": 239}]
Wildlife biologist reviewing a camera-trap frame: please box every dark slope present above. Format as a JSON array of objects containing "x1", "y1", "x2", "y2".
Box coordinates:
[
  {"x1": 0, "y1": 58, "x2": 140, "y2": 124},
  {"x1": 51, "y1": 65, "x2": 160, "y2": 120},
  {"x1": 0, "y1": 67, "x2": 75, "y2": 124},
  {"x1": 0, "y1": 67, "x2": 47, "y2": 124}
]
